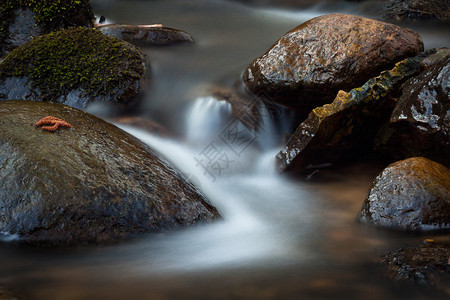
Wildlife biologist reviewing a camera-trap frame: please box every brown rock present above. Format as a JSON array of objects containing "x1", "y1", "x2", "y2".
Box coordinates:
[
  {"x1": 243, "y1": 13, "x2": 424, "y2": 120},
  {"x1": 358, "y1": 157, "x2": 450, "y2": 232}
]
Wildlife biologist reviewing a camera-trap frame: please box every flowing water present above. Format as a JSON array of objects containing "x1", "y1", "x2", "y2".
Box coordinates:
[{"x1": 1, "y1": 0, "x2": 449, "y2": 299}]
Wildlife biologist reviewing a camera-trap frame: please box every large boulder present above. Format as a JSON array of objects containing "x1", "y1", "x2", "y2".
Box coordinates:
[
  {"x1": 384, "y1": 0, "x2": 450, "y2": 23},
  {"x1": 276, "y1": 54, "x2": 427, "y2": 174},
  {"x1": 358, "y1": 157, "x2": 450, "y2": 232},
  {"x1": 243, "y1": 13, "x2": 423, "y2": 120},
  {"x1": 375, "y1": 49, "x2": 450, "y2": 167},
  {"x1": 0, "y1": 0, "x2": 94, "y2": 56},
  {"x1": 0, "y1": 101, "x2": 219, "y2": 245},
  {"x1": 0, "y1": 27, "x2": 146, "y2": 109},
  {"x1": 97, "y1": 24, "x2": 194, "y2": 46}
]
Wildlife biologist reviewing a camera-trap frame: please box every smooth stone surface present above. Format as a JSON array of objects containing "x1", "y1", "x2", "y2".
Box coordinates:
[
  {"x1": 358, "y1": 157, "x2": 450, "y2": 232},
  {"x1": 243, "y1": 13, "x2": 424, "y2": 119},
  {"x1": 0, "y1": 101, "x2": 219, "y2": 245},
  {"x1": 97, "y1": 24, "x2": 194, "y2": 45}
]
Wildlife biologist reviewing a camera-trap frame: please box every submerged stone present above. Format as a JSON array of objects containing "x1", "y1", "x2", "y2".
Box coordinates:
[
  {"x1": 381, "y1": 242, "x2": 450, "y2": 290},
  {"x1": 0, "y1": 101, "x2": 219, "y2": 246},
  {"x1": 97, "y1": 24, "x2": 194, "y2": 46},
  {"x1": 0, "y1": 27, "x2": 146, "y2": 109},
  {"x1": 359, "y1": 157, "x2": 450, "y2": 232},
  {"x1": 375, "y1": 49, "x2": 450, "y2": 167},
  {"x1": 0, "y1": 0, "x2": 94, "y2": 56},
  {"x1": 276, "y1": 55, "x2": 426, "y2": 173},
  {"x1": 243, "y1": 13, "x2": 423, "y2": 120}
]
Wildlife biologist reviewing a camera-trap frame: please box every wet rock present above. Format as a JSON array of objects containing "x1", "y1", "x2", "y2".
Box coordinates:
[
  {"x1": 384, "y1": 0, "x2": 450, "y2": 23},
  {"x1": 276, "y1": 55, "x2": 425, "y2": 173},
  {"x1": 0, "y1": 101, "x2": 219, "y2": 246},
  {"x1": 112, "y1": 116, "x2": 171, "y2": 137},
  {"x1": 97, "y1": 24, "x2": 194, "y2": 46},
  {"x1": 0, "y1": 27, "x2": 146, "y2": 110},
  {"x1": 209, "y1": 86, "x2": 262, "y2": 131},
  {"x1": 358, "y1": 157, "x2": 450, "y2": 232},
  {"x1": 381, "y1": 242, "x2": 450, "y2": 290},
  {"x1": 243, "y1": 13, "x2": 423, "y2": 120},
  {"x1": 375, "y1": 49, "x2": 450, "y2": 167},
  {"x1": 0, "y1": 1, "x2": 94, "y2": 56}
]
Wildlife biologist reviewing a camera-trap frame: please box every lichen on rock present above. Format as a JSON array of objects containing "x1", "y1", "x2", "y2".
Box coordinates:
[{"x1": 0, "y1": 27, "x2": 146, "y2": 109}]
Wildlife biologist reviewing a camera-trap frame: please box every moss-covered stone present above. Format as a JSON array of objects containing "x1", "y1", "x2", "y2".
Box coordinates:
[
  {"x1": 0, "y1": 0, "x2": 94, "y2": 56},
  {"x1": 0, "y1": 27, "x2": 146, "y2": 108}
]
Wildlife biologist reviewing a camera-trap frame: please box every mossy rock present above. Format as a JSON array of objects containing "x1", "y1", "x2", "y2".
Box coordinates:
[
  {"x1": 0, "y1": 100, "x2": 219, "y2": 246},
  {"x1": 0, "y1": 0, "x2": 94, "y2": 56},
  {"x1": 0, "y1": 27, "x2": 146, "y2": 109}
]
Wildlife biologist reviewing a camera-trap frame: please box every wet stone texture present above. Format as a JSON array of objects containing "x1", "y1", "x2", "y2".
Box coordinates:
[
  {"x1": 243, "y1": 13, "x2": 423, "y2": 120},
  {"x1": 358, "y1": 157, "x2": 450, "y2": 232},
  {"x1": 0, "y1": 101, "x2": 219, "y2": 246},
  {"x1": 375, "y1": 49, "x2": 450, "y2": 167},
  {"x1": 97, "y1": 24, "x2": 194, "y2": 46},
  {"x1": 384, "y1": 0, "x2": 450, "y2": 23},
  {"x1": 381, "y1": 242, "x2": 450, "y2": 291},
  {"x1": 276, "y1": 55, "x2": 426, "y2": 174}
]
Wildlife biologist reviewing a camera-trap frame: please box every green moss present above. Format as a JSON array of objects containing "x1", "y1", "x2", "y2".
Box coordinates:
[
  {"x1": 0, "y1": 0, "x2": 94, "y2": 47},
  {"x1": 0, "y1": 27, "x2": 145, "y2": 102}
]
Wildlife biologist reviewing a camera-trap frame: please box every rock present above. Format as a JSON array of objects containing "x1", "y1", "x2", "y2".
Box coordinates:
[
  {"x1": 0, "y1": 0, "x2": 94, "y2": 56},
  {"x1": 243, "y1": 13, "x2": 424, "y2": 120},
  {"x1": 358, "y1": 157, "x2": 450, "y2": 232},
  {"x1": 375, "y1": 49, "x2": 450, "y2": 167},
  {"x1": 381, "y1": 242, "x2": 450, "y2": 290},
  {"x1": 276, "y1": 54, "x2": 426, "y2": 173},
  {"x1": 97, "y1": 24, "x2": 194, "y2": 46},
  {"x1": 208, "y1": 86, "x2": 262, "y2": 131},
  {"x1": 384, "y1": 0, "x2": 450, "y2": 23},
  {"x1": 0, "y1": 27, "x2": 146, "y2": 110},
  {"x1": 0, "y1": 101, "x2": 219, "y2": 245},
  {"x1": 111, "y1": 116, "x2": 171, "y2": 137},
  {"x1": 0, "y1": 286, "x2": 18, "y2": 300}
]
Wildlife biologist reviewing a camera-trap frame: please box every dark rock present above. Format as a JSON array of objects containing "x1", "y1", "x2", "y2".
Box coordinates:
[
  {"x1": 0, "y1": 27, "x2": 146, "y2": 110},
  {"x1": 0, "y1": 101, "x2": 219, "y2": 246},
  {"x1": 209, "y1": 86, "x2": 262, "y2": 131},
  {"x1": 381, "y1": 242, "x2": 450, "y2": 289},
  {"x1": 97, "y1": 24, "x2": 194, "y2": 46},
  {"x1": 375, "y1": 49, "x2": 450, "y2": 167},
  {"x1": 243, "y1": 13, "x2": 423, "y2": 120},
  {"x1": 0, "y1": 1, "x2": 94, "y2": 56},
  {"x1": 276, "y1": 55, "x2": 425, "y2": 173},
  {"x1": 0, "y1": 286, "x2": 18, "y2": 300},
  {"x1": 384, "y1": 0, "x2": 450, "y2": 23},
  {"x1": 359, "y1": 157, "x2": 450, "y2": 232}
]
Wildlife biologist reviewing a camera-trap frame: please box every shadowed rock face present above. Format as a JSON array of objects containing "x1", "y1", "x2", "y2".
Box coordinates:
[
  {"x1": 375, "y1": 49, "x2": 450, "y2": 167},
  {"x1": 384, "y1": 0, "x2": 450, "y2": 23},
  {"x1": 97, "y1": 24, "x2": 194, "y2": 46},
  {"x1": 358, "y1": 157, "x2": 450, "y2": 232},
  {"x1": 381, "y1": 242, "x2": 450, "y2": 290},
  {"x1": 243, "y1": 13, "x2": 423, "y2": 120},
  {"x1": 0, "y1": 101, "x2": 219, "y2": 245},
  {"x1": 276, "y1": 54, "x2": 426, "y2": 174}
]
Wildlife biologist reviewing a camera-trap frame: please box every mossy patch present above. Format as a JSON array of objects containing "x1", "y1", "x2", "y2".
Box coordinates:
[
  {"x1": 0, "y1": 0, "x2": 94, "y2": 47},
  {"x1": 0, "y1": 27, "x2": 145, "y2": 102}
]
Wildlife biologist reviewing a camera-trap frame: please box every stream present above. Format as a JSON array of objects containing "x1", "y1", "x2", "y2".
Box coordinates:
[{"x1": 1, "y1": 0, "x2": 449, "y2": 299}]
